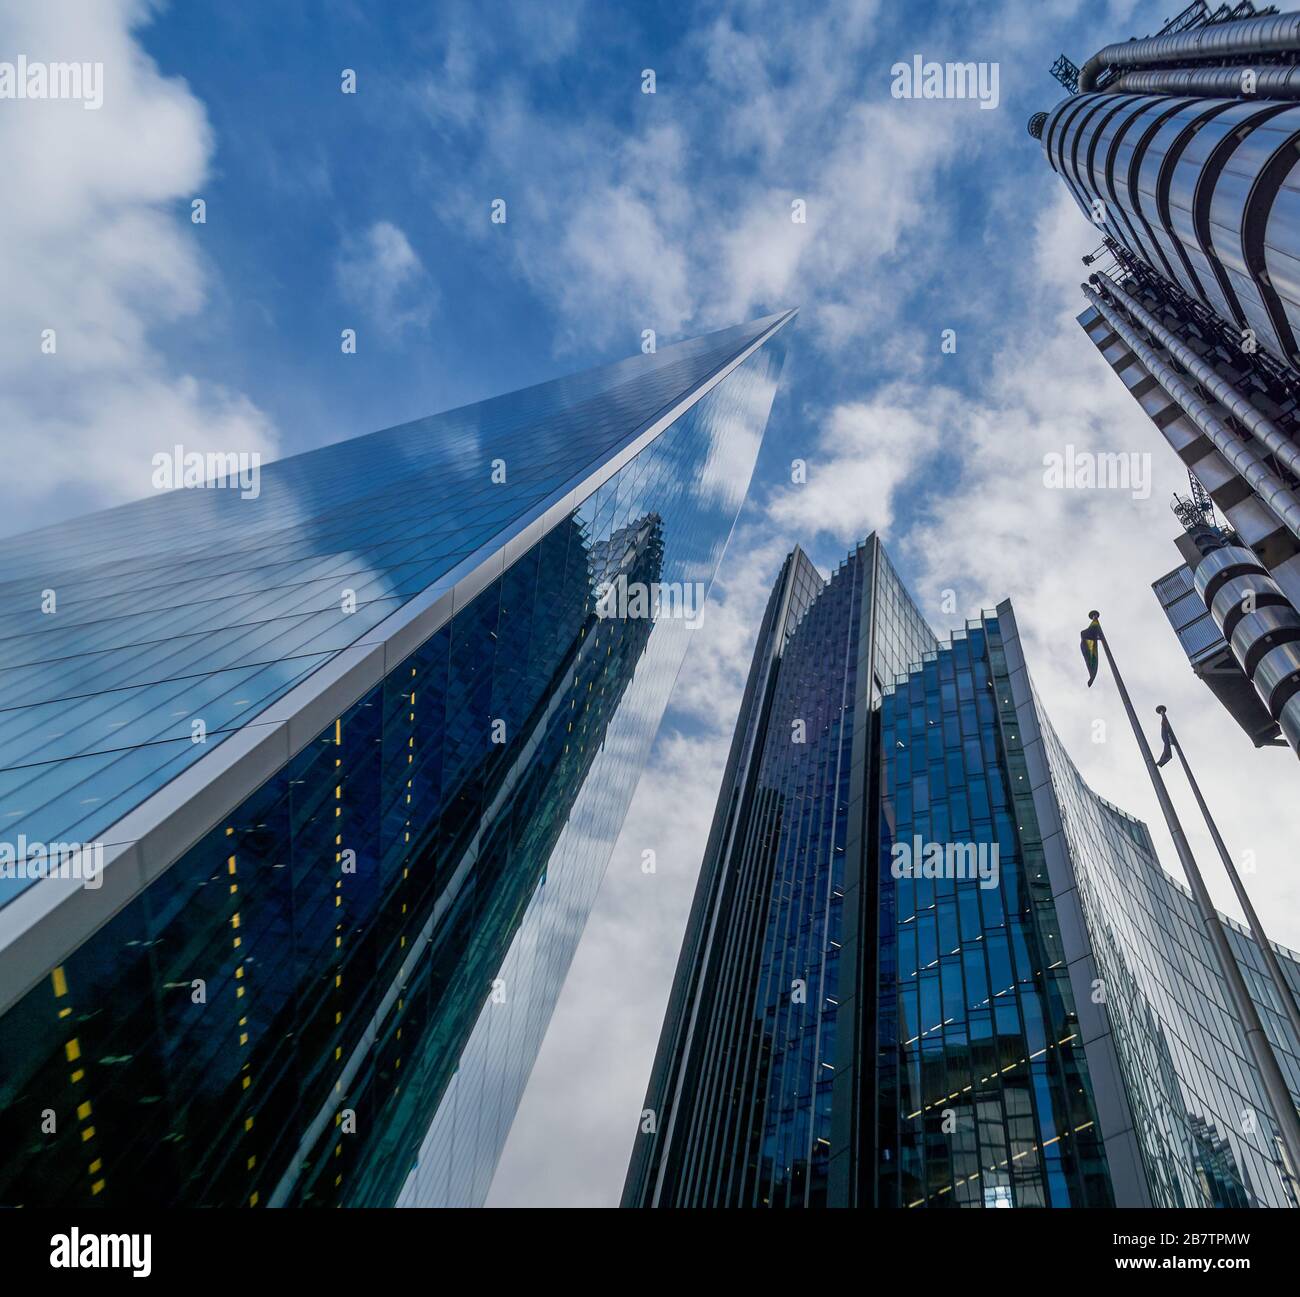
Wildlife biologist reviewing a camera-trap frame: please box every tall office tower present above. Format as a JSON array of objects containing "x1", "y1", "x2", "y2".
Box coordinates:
[
  {"x1": 625, "y1": 535, "x2": 1300, "y2": 1209},
  {"x1": 0, "y1": 311, "x2": 794, "y2": 1208},
  {"x1": 1028, "y1": 3, "x2": 1300, "y2": 754}
]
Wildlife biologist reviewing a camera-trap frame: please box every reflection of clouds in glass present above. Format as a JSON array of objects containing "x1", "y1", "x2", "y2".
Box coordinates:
[
  {"x1": 400, "y1": 618, "x2": 693, "y2": 1208},
  {"x1": 0, "y1": 318, "x2": 776, "y2": 862},
  {"x1": 1029, "y1": 669, "x2": 1300, "y2": 1208},
  {"x1": 397, "y1": 345, "x2": 785, "y2": 1207},
  {"x1": 696, "y1": 366, "x2": 780, "y2": 509}
]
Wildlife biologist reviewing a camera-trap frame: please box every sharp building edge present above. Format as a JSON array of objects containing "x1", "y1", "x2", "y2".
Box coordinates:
[{"x1": 0, "y1": 311, "x2": 795, "y2": 1207}]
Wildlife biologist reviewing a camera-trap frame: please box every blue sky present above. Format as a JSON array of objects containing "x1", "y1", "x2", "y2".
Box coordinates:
[
  {"x1": 29, "y1": 0, "x2": 1083, "y2": 504},
  {"x1": 6, "y1": 0, "x2": 1300, "y2": 1208}
]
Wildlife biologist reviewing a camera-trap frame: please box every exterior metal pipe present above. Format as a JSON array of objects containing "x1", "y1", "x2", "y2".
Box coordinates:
[
  {"x1": 1078, "y1": 13, "x2": 1300, "y2": 92},
  {"x1": 1095, "y1": 272, "x2": 1300, "y2": 480},
  {"x1": 1106, "y1": 64, "x2": 1300, "y2": 98},
  {"x1": 1081, "y1": 282, "x2": 1300, "y2": 542},
  {"x1": 1076, "y1": 53, "x2": 1106, "y2": 95}
]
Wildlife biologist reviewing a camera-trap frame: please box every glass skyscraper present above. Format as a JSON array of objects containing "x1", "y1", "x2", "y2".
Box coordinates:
[
  {"x1": 1029, "y1": 3, "x2": 1300, "y2": 755},
  {"x1": 625, "y1": 534, "x2": 1300, "y2": 1208},
  {"x1": 0, "y1": 310, "x2": 794, "y2": 1207}
]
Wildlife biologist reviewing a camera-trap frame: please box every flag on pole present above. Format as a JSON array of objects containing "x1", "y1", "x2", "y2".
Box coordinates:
[
  {"x1": 1080, "y1": 612, "x2": 1102, "y2": 687},
  {"x1": 1155, "y1": 706, "x2": 1174, "y2": 767}
]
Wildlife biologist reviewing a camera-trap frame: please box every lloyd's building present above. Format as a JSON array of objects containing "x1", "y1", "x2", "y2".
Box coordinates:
[
  {"x1": 1029, "y1": 3, "x2": 1300, "y2": 755},
  {"x1": 0, "y1": 313, "x2": 794, "y2": 1207}
]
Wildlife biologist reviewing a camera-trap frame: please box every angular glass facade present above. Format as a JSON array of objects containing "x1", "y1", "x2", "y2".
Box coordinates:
[
  {"x1": 876, "y1": 614, "x2": 1111, "y2": 1207},
  {"x1": 626, "y1": 535, "x2": 1300, "y2": 1208},
  {"x1": 0, "y1": 314, "x2": 788, "y2": 883},
  {"x1": 1025, "y1": 663, "x2": 1300, "y2": 1208},
  {"x1": 624, "y1": 537, "x2": 936, "y2": 1207},
  {"x1": 0, "y1": 311, "x2": 794, "y2": 1207}
]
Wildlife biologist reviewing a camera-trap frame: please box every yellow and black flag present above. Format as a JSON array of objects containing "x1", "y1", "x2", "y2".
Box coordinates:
[{"x1": 1080, "y1": 612, "x2": 1102, "y2": 687}]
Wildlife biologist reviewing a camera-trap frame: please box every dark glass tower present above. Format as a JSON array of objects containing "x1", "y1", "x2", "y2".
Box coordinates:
[
  {"x1": 1029, "y1": 4, "x2": 1300, "y2": 755},
  {"x1": 0, "y1": 311, "x2": 794, "y2": 1207},
  {"x1": 625, "y1": 535, "x2": 1300, "y2": 1208}
]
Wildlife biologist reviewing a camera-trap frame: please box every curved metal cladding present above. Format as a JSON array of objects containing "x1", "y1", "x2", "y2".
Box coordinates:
[
  {"x1": 1049, "y1": 94, "x2": 1167, "y2": 269},
  {"x1": 1132, "y1": 99, "x2": 1217, "y2": 303},
  {"x1": 1042, "y1": 88, "x2": 1300, "y2": 369},
  {"x1": 1270, "y1": 137, "x2": 1300, "y2": 336},
  {"x1": 1110, "y1": 97, "x2": 1201, "y2": 285},
  {"x1": 999, "y1": 605, "x2": 1300, "y2": 1208},
  {"x1": 1210, "y1": 104, "x2": 1300, "y2": 364},
  {"x1": 1194, "y1": 546, "x2": 1300, "y2": 751},
  {"x1": 1169, "y1": 99, "x2": 1293, "y2": 328},
  {"x1": 1039, "y1": 92, "x2": 1126, "y2": 226}
]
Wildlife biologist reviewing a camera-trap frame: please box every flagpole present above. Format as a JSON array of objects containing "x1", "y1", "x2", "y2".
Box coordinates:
[
  {"x1": 1091, "y1": 612, "x2": 1300, "y2": 1190},
  {"x1": 1157, "y1": 703, "x2": 1300, "y2": 1053}
]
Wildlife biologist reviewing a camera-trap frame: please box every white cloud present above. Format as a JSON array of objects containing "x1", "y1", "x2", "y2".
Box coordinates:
[
  {"x1": 335, "y1": 219, "x2": 435, "y2": 335},
  {"x1": 555, "y1": 180, "x2": 695, "y2": 339},
  {"x1": 713, "y1": 102, "x2": 971, "y2": 349},
  {"x1": 408, "y1": 0, "x2": 980, "y2": 355},
  {"x1": 767, "y1": 390, "x2": 948, "y2": 542},
  {"x1": 0, "y1": 0, "x2": 278, "y2": 533}
]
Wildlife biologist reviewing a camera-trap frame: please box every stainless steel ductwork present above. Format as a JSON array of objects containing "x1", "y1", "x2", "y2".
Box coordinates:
[
  {"x1": 1080, "y1": 282, "x2": 1300, "y2": 542},
  {"x1": 1093, "y1": 273, "x2": 1300, "y2": 480},
  {"x1": 1105, "y1": 65, "x2": 1300, "y2": 98},
  {"x1": 1078, "y1": 12, "x2": 1300, "y2": 92},
  {"x1": 1193, "y1": 545, "x2": 1300, "y2": 753}
]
